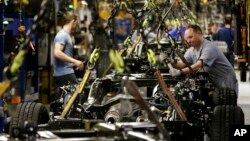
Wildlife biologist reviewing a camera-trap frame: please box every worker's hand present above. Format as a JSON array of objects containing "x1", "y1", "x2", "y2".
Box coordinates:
[
  {"x1": 73, "y1": 60, "x2": 84, "y2": 71},
  {"x1": 167, "y1": 63, "x2": 181, "y2": 77},
  {"x1": 158, "y1": 52, "x2": 168, "y2": 63}
]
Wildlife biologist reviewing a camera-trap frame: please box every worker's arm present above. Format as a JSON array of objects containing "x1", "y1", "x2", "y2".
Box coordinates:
[
  {"x1": 171, "y1": 59, "x2": 187, "y2": 69},
  {"x1": 54, "y1": 43, "x2": 84, "y2": 70},
  {"x1": 181, "y1": 60, "x2": 204, "y2": 74},
  {"x1": 170, "y1": 59, "x2": 204, "y2": 74}
]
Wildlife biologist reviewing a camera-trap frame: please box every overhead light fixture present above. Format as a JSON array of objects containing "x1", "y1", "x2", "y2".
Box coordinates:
[
  {"x1": 81, "y1": 0, "x2": 88, "y2": 6},
  {"x1": 3, "y1": 20, "x2": 9, "y2": 25},
  {"x1": 201, "y1": 0, "x2": 208, "y2": 4},
  {"x1": 2, "y1": 18, "x2": 13, "y2": 25}
]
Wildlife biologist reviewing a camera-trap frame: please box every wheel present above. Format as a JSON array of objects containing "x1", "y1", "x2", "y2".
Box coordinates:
[
  {"x1": 9, "y1": 102, "x2": 49, "y2": 137},
  {"x1": 212, "y1": 88, "x2": 237, "y2": 106},
  {"x1": 210, "y1": 105, "x2": 244, "y2": 141}
]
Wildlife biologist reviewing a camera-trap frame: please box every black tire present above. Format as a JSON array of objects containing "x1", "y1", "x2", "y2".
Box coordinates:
[
  {"x1": 212, "y1": 88, "x2": 237, "y2": 106},
  {"x1": 9, "y1": 102, "x2": 49, "y2": 137},
  {"x1": 210, "y1": 105, "x2": 244, "y2": 141}
]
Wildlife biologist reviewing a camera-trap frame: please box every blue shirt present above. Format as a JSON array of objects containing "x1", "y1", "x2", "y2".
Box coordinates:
[
  {"x1": 184, "y1": 39, "x2": 238, "y2": 94},
  {"x1": 115, "y1": 18, "x2": 132, "y2": 44},
  {"x1": 216, "y1": 27, "x2": 234, "y2": 52},
  {"x1": 168, "y1": 26, "x2": 186, "y2": 41},
  {"x1": 53, "y1": 29, "x2": 75, "y2": 77}
]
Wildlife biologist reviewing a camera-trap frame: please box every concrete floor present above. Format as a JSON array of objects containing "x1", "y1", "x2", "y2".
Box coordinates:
[{"x1": 236, "y1": 70, "x2": 250, "y2": 124}]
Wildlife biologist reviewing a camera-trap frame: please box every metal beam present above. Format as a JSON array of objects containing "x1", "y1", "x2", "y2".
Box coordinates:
[{"x1": 0, "y1": 2, "x2": 4, "y2": 81}]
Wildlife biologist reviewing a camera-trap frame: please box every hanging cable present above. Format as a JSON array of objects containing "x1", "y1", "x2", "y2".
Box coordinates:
[
  {"x1": 0, "y1": 0, "x2": 53, "y2": 96},
  {"x1": 156, "y1": 0, "x2": 177, "y2": 48}
]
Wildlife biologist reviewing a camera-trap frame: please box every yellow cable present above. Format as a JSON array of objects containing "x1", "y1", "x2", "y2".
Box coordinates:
[{"x1": 0, "y1": 80, "x2": 10, "y2": 97}]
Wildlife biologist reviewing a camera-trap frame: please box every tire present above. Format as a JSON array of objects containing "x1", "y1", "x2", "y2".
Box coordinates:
[
  {"x1": 9, "y1": 102, "x2": 49, "y2": 137},
  {"x1": 210, "y1": 105, "x2": 244, "y2": 141},
  {"x1": 212, "y1": 88, "x2": 237, "y2": 106}
]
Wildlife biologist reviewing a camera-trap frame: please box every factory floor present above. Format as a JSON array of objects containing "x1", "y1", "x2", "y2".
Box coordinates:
[{"x1": 236, "y1": 69, "x2": 250, "y2": 124}]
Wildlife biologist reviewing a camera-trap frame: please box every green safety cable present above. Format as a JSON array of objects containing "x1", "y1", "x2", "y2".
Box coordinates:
[
  {"x1": 89, "y1": 48, "x2": 100, "y2": 65},
  {"x1": 109, "y1": 49, "x2": 125, "y2": 73},
  {"x1": 10, "y1": 50, "x2": 27, "y2": 74},
  {"x1": 147, "y1": 49, "x2": 157, "y2": 66},
  {"x1": 143, "y1": 0, "x2": 157, "y2": 11}
]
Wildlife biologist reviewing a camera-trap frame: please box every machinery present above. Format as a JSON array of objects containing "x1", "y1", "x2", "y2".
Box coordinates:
[{"x1": 8, "y1": 29, "x2": 244, "y2": 140}]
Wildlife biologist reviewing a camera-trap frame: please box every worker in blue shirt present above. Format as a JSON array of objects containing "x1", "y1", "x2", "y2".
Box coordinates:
[
  {"x1": 165, "y1": 25, "x2": 238, "y2": 95},
  {"x1": 168, "y1": 17, "x2": 189, "y2": 41},
  {"x1": 215, "y1": 15, "x2": 235, "y2": 67}
]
